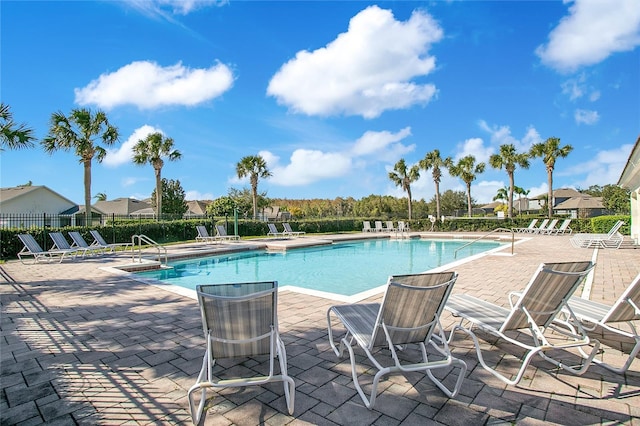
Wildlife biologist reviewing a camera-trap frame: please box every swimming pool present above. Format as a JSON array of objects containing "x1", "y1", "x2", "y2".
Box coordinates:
[{"x1": 135, "y1": 238, "x2": 504, "y2": 300}]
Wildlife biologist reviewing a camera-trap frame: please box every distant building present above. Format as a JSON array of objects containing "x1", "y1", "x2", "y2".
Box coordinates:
[
  {"x1": 618, "y1": 136, "x2": 640, "y2": 243},
  {"x1": 93, "y1": 198, "x2": 152, "y2": 216},
  {"x1": 0, "y1": 185, "x2": 82, "y2": 228},
  {"x1": 185, "y1": 200, "x2": 211, "y2": 217}
]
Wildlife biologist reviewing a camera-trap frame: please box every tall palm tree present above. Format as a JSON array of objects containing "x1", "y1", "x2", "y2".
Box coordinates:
[
  {"x1": 449, "y1": 155, "x2": 485, "y2": 218},
  {"x1": 94, "y1": 192, "x2": 107, "y2": 202},
  {"x1": 489, "y1": 144, "x2": 530, "y2": 219},
  {"x1": 493, "y1": 186, "x2": 509, "y2": 203},
  {"x1": 132, "y1": 132, "x2": 182, "y2": 218},
  {"x1": 388, "y1": 158, "x2": 420, "y2": 219},
  {"x1": 1, "y1": 102, "x2": 36, "y2": 150},
  {"x1": 530, "y1": 137, "x2": 573, "y2": 218},
  {"x1": 42, "y1": 108, "x2": 119, "y2": 220},
  {"x1": 420, "y1": 149, "x2": 452, "y2": 219},
  {"x1": 236, "y1": 155, "x2": 272, "y2": 219}
]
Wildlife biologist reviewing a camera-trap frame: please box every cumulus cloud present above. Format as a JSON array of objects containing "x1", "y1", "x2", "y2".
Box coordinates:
[
  {"x1": 574, "y1": 109, "x2": 600, "y2": 125},
  {"x1": 75, "y1": 60, "x2": 234, "y2": 110},
  {"x1": 454, "y1": 137, "x2": 493, "y2": 163},
  {"x1": 103, "y1": 125, "x2": 161, "y2": 167},
  {"x1": 236, "y1": 128, "x2": 415, "y2": 187},
  {"x1": 567, "y1": 144, "x2": 633, "y2": 187},
  {"x1": 478, "y1": 121, "x2": 542, "y2": 152},
  {"x1": 536, "y1": 0, "x2": 640, "y2": 73},
  {"x1": 267, "y1": 5, "x2": 443, "y2": 118},
  {"x1": 185, "y1": 190, "x2": 215, "y2": 201}
]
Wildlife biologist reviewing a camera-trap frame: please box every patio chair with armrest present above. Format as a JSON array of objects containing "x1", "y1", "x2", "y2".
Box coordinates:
[
  {"x1": 282, "y1": 222, "x2": 305, "y2": 238},
  {"x1": 187, "y1": 281, "x2": 295, "y2": 423},
  {"x1": 49, "y1": 232, "x2": 89, "y2": 257},
  {"x1": 69, "y1": 231, "x2": 107, "y2": 256},
  {"x1": 445, "y1": 261, "x2": 600, "y2": 385},
  {"x1": 569, "y1": 220, "x2": 625, "y2": 249},
  {"x1": 195, "y1": 225, "x2": 217, "y2": 244},
  {"x1": 327, "y1": 272, "x2": 467, "y2": 408},
  {"x1": 267, "y1": 223, "x2": 286, "y2": 238},
  {"x1": 374, "y1": 221, "x2": 385, "y2": 232},
  {"x1": 561, "y1": 271, "x2": 640, "y2": 374},
  {"x1": 362, "y1": 221, "x2": 373, "y2": 232},
  {"x1": 215, "y1": 225, "x2": 240, "y2": 241}
]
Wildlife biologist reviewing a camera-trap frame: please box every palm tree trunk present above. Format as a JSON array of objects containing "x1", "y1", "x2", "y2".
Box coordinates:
[
  {"x1": 407, "y1": 186, "x2": 413, "y2": 220},
  {"x1": 547, "y1": 167, "x2": 554, "y2": 218},
  {"x1": 83, "y1": 160, "x2": 92, "y2": 226},
  {"x1": 508, "y1": 173, "x2": 515, "y2": 219},
  {"x1": 466, "y1": 183, "x2": 472, "y2": 218},
  {"x1": 155, "y1": 167, "x2": 162, "y2": 219},
  {"x1": 252, "y1": 184, "x2": 258, "y2": 220},
  {"x1": 435, "y1": 181, "x2": 441, "y2": 218}
]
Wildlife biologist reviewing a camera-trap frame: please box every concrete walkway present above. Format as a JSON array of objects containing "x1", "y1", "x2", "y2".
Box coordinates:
[{"x1": 1, "y1": 233, "x2": 639, "y2": 425}]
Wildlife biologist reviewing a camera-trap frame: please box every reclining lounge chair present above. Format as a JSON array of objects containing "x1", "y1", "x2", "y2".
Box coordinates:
[{"x1": 17, "y1": 234, "x2": 76, "y2": 264}]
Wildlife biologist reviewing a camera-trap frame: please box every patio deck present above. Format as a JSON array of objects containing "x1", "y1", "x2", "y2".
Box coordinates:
[{"x1": 1, "y1": 232, "x2": 639, "y2": 425}]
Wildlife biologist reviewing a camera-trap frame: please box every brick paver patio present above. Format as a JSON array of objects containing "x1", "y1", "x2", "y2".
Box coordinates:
[{"x1": 1, "y1": 233, "x2": 639, "y2": 425}]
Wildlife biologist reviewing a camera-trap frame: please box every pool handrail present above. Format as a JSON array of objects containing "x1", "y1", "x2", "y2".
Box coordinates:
[{"x1": 453, "y1": 228, "x2": 514, "y2": 258}]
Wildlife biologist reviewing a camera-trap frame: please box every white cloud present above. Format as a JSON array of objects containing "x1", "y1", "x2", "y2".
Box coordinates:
[
  {"x1": 75, "y1": 60, "x2": 234, "y2": 110},
  {"x1": 478, "y1": 121, "x2": 542, "y2": 152},
  {"x1": 352, "y1": 127, "x2": 412, "y2": 156},
  {"x1": 268, "y1": 149, "x2": 353, "y2": 186},
  {"x1": 567, "y1": 144, "x2": 633, "y2": 187},
  {"x1": 455, "y1": 137, "x2": 493, "y2": 163},
  {"x1": 474, "y1": 180, "x2": 505, "y2": 204},
  {"x1": 185, "y1": 190, "x2": 215, "y2": 201},
  {"x1": 267, "y1": 5, "x2": 443, "y2": 118},
  {"x1": 536, "y1": 0, "x2": 640, "y2": 73},
  {"x1": 104, "y1": 125, "x2": 161, "y2": 167},
  {"x1": 127, "y1": 0, "x2": 226, "y2": 18},
  {"x1": 574, "y1": 109, "x2": 600, "y2": 125}
]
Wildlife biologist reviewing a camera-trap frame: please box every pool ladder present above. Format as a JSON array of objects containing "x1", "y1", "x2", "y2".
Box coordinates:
[
  {"x1": 453, "y1": 227, "x2": 515, "y2": 258},
  {"x1": 131, "y1": 234, "x2": 168, "y2": 266}
]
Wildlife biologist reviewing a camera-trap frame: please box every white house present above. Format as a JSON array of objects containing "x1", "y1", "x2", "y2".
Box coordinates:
[
  {"x1": 0, "y1": 185, "x2": 77, "y2": 228},
  {"x1": 618, "y1": 136, "x2": 640, "y2": 243}
]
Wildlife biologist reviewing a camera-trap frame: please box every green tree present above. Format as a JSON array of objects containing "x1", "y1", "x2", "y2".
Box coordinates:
[
  {"x1": 428, "y1": 190, "x2": 468, "y2": 216},
  {"x1": 228, "y1": 187, "x2": 259, "y2": 218},
  {"x1": 420, "y1": 149, "x2": 452, "y2": 219},
  {"x1": 530, "y1": 137, "x2": 573, "y2": 218},
  {"x1": 1, "y1": 103, "x2": 36, "y2": 150},
  {"x1": 580, "y1": 185, "x2": 603, "y2": 197},
  {"x1": 94, "y1": 192, "x2": 107, "y2": 201},
  {"x1": 388, "y1": 158, "x2": 420, "y2": 219},
  {"x1": 489, "y1": 144, "x2": 530, "y2": 219},
  {"x1": 132, "y1": 132, "x2": 182, "y2": 218},
  {"x1": 236, "y1": 155, "x2": 272, "y2": 219},
  {"x1": 42, "y1": 108, "x2": 119, "y2": 220},
  {"x1": 207, "y1": 196, "x2": 236, "y2": 217},
  {"x1": 601, "y1": 184, "x2": 631, "y2": 214},
  {"x1": 449, "y1": 155, "x2": 485, "y2": 218},
  {"x1": 513, "y1": 185, "x2": 530, "y2": 215},
  {"x1": 150, "y1": 178, "x2": 188, "y2": 215},
  {"x1": 493, "y1": 187, "x2": 508, "y2": 203}
]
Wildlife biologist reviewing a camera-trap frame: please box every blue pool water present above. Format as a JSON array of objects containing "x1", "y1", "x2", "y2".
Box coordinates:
[{"x1": 136, "y1": 238, "x2": 503, "y2": 298}]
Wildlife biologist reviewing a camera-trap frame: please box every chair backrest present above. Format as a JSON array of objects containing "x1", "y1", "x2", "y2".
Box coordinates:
[
  {"x1": 535, "y1": 219, "x2": 549, "y2": 230},
  {"x1": 49, "y1": 232, "x2": 72, "y2": 250},
  {"x1": 268, "y1": 223, "x2": 280, "y2": 234},
  {"x1": 602, "y1": 272, "x2": 640, "y2": 323},
  {"x1": 363, "y1": 221, "x2": 372, "y2": 230},
  {"x1": 386, "y1": 221, "x2": 394, "y2": 229},
  {"x1": 196, "y1": 225, "x2": 210, "y2": 238},
  {"x1": 544, "y1": 219, "x2": 559, "y2": 231},
  {"x1": 501, "y1": 261, "x2": 594, "y2": 332},
  {"x1": 527, "y1": 219, "x2": 539, "y2": 229},
  {"x1": 607, "y1": 220, "x2": 625, "y2": 237},
  {"x1": 196, "y1": 281, "x2": 278, "y2": 358},
  {"x1": 18, "y1": 234, "x2": 44, "y2": 253},
  {"x1": 283, "y1": 223, "x2": 293, "y2": 233},
  {"x1": 215, "y1": 225, "x2": 228, "y2": 237},
  {"x1": 90, "y1": 230, "x2": 108, "y2": 246},
  {"x1": 557, "y1": 219, "x2": 571, "y2": 230},
  {"x1": 374, "y1": 221, "x2": 383, "y2": 230},
  {"x1": 370, "y1": 272, "x2": 458, "y2": 348},
  {"x1": 69, "y1": 231, "x2": 89, "y2": 248}
]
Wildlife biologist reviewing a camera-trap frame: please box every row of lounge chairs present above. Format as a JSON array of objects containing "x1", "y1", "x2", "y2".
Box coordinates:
[
  {"x1": 362, "y1": 220, "x2": 410, "y2": 233},
  {"x1": 513, "y1": 218, "x2": 573, "y2": 235},
  {"x1": 195, "y1": 225, "x2": 240, "y2": 244},
  {"x1": 17, "y1": 230, "x2": 131, "y2": 264},
  {"x1": 267, "y1": 223, "x2": 305, "y2": 238},
  {"x1": 187, "y1": 260, "x2": 640, "y2": 422}
]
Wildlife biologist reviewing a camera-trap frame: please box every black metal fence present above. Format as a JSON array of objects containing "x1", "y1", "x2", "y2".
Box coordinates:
[{"x1": 0, "y1": 212, "x2": 208, "y2": 230}]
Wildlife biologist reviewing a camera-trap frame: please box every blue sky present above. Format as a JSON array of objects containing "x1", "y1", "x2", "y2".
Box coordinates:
[{"x1": 2, "y1": 0, "x2": 639, "y2": 205}]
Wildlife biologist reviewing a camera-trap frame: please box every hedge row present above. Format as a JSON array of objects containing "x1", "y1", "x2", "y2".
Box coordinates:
[{"x1": 1, "y1": 215, "x2": 629, "y2": 261}]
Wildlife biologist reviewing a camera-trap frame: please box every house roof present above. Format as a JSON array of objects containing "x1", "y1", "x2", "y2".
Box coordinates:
[
  {"x1": 532, "y1": 187, "x2": 583, "y2": 200},
  {"x1": 0, "y1": 185, "x2": 77, "y2": 206},
  {"x1": 93, "y1": 198, "x2": 151, "y2": 215},
  {"x1": 186, "y1": 200, "x2": 210, "y2": 215},
  {"x1": 480, "y1": 201, "x2": 504, "y2": 210},
  {"x1": 618, "y1": 135, "x2": 640, "y2": 191},
  {"x1": 554, "y1": 196, "x2": 604, "y2": 210}
]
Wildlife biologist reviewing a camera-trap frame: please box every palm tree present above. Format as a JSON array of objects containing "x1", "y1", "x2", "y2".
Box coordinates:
[
  {"x1": 388, "y1": 158, "x2": 420, "y2": 219},
  {"x1": 94, "y1": 192, "x2": 107, "y2": 201},
  {"x1": 513, "y1": 185, "x2": 530, "y2": 215},
  {"x1": 489, "y1": 144, "x2": 530, "y2": 219},
  {"x1": 1, "y1": 102, "x2": 36, "y2": 150},
  {"x1": 132, "y1": 132, "x2": 182, "y2": 218},
  {"x1": 420, "y1": 149, "x2": 452, "y2": 219},
  {"x1": 42, "y1": 108, "x2": 119, "y2": 220},
  {"x1": 236, "y1": 155, "x2": 272, "y2": 219},
  {"x1": 530, "y1": 137, "x2": 573, "y2": 218},
  {"x1": 449, "y1": 155, "x2": 485, "y2": 218},
  {"x1": 493, "y1": 186, "x2": 509, "y2": 203}
]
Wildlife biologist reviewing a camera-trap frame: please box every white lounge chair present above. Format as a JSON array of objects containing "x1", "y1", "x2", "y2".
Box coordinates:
[
  {"x1": 188, "y1": 281, "x2": 295, "y2": 423},
  {"x1": 215, "y1": 225, "x2": 240, "y2": 241},
  {"x1": 550, "y1": 219, "x2": 572, "y2": 235},
  {"x1": 17, "y1": 234, "x2": 76, "y2": 264},
  {"x1": 90, "y1": 229, "x2": 132, "y2": 252},
  {"x1": 267, "y1": 223, "x2": 286, "y2": 238},
  {"x1": 397, "y1": 221, "x2": 410, "y2": 233},
  {"x1": 195, "y1": 225, "x2": 217, "y2": 244},
  {"x1": 537, "y1": 218, "x2": 559, "y2": 235},
  {"x1": 527, "y1": 218, "x2": 549, "y2": 234},
  {"x1": 446, "y1": 261, "x2": 599, "y2": 385},
  {"x1": 49, "y1": 232, "x2": 89, "y2": 257},
  {"x1": 512, "y1": 218, "x2": 538, "y2": 233},
  {"x1": 374, "y1": 221, "x2": 385, "y2": 232},
  {"x1": 570, "y1": 220, "x2": 625, "y2": 249},
  {"x1": 68, "y1": 231, "x2": 107, "y2": 256},
  {"x1": 327, "y1": 272, "x2": 467, "y2": 408},
  {"x1": 562, "y1": 272, "x2": 640, "y2": 374},
  {"x1": 362, "y1": 221, "x2": 373, "y2": 232},
  {"x1": 385, "y1": 221, "x2": 397, "y2": 232},
  {"x1": 282, "y1": 222, "x2": 304, "y2": 237}
]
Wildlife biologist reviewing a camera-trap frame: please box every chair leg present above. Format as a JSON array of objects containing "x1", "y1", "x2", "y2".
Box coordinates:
[
  {"x1": 276, "y1": 338, "x2": 296, "y2": 415},
  {"x1": 591, "y1": 336, "x2": 639, "y2": 374}
]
